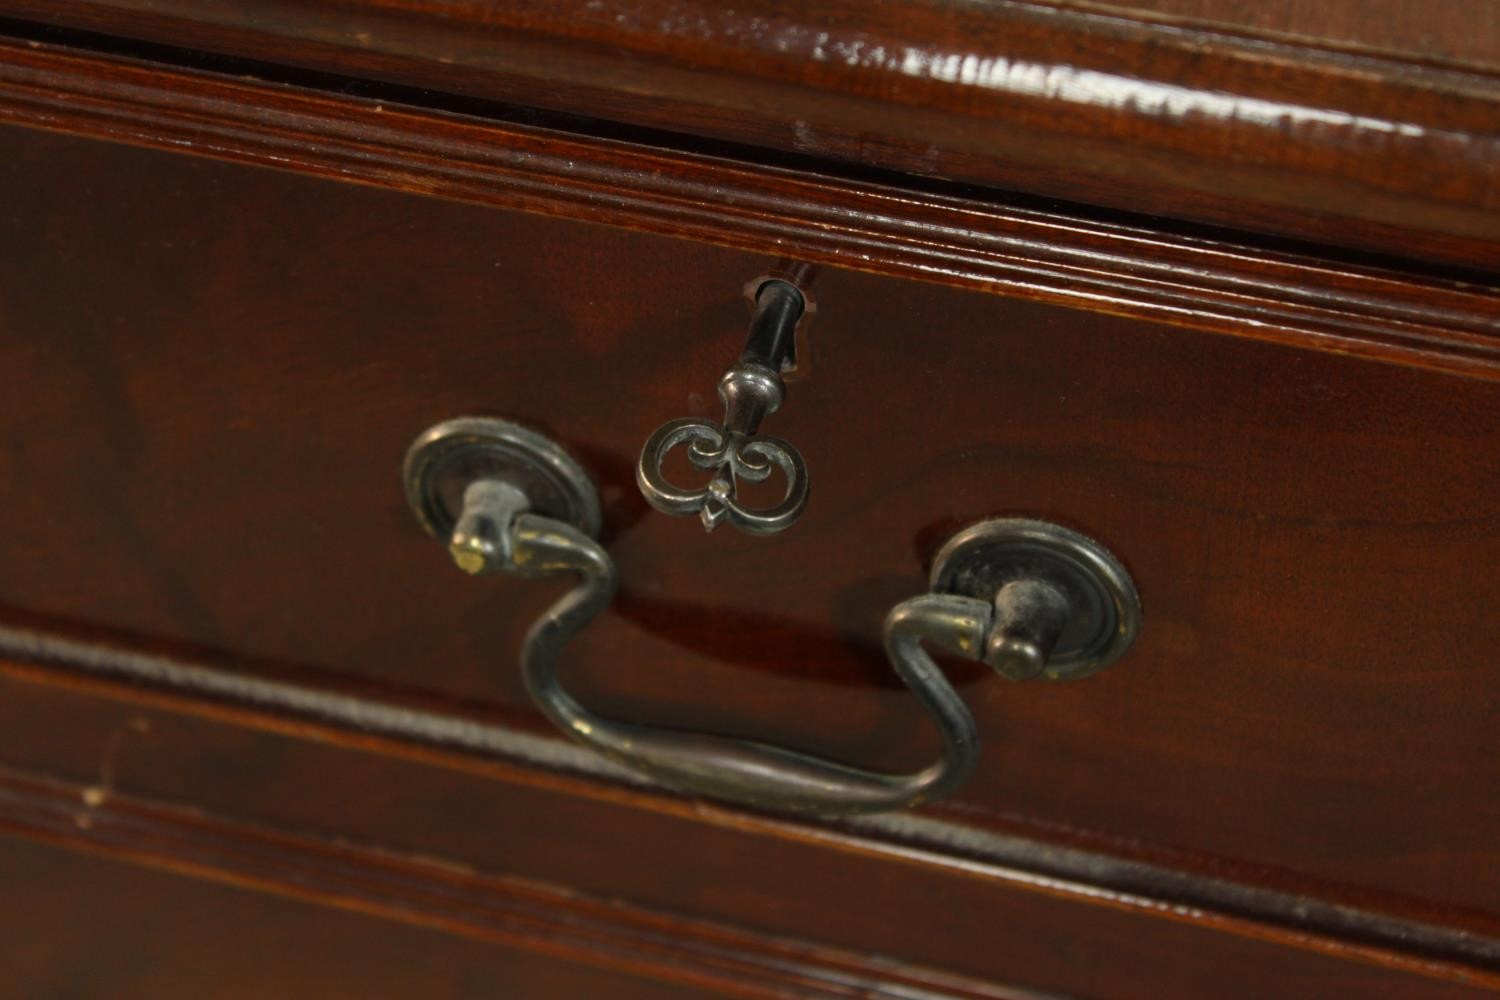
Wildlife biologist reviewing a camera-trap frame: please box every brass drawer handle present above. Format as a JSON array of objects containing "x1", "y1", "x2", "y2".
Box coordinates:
[
  {"x1": 406, "y1": 418, "x2": 1140, "y2": 816},
  {"x1": 636, "y1": 279, "x2": 809, "y2": 535}
]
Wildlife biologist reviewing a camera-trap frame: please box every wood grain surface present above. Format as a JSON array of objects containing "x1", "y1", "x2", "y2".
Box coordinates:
[
  {"x1": 0, "y1": 119, "x2": 1495, "y2": 945},
  {"x1": 0, "y1": 766, "x2": 1049, "y2": 1000},
  {"x1": 0, "y1": 830, "x2": 709, "y2": 1000},
  {"x1": 1068, "y1": 0, "x2": 1500, "y2": 70},
  {"x1": 0, "y1": 688, "x2": 1493, "y2": 998},
  {"x1": 3, "y1": 621, "x2": 1499, "y2": 988},
  {"x1": 1, "y1": 1, "x2": 1498, "y2": 267},
  {"x1": 0, "y1": 37, "x2": 1496, "y2": 383},
  {"x1": 1, "y1": 7, "x2": 1496, "y2": 997}
]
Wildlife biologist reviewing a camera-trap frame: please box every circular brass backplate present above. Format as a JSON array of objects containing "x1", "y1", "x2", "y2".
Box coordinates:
[
  {"x1": 930, "y1": 518, "x2": 1141, "y2": 680},
  {"x1": 403, "y1": 416, "x2": 601, "y2": 542}
]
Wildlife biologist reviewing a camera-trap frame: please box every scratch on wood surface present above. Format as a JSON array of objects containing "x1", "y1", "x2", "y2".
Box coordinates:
[{"x1": 78, "y1": 714, "x2": 153, "y2": 821}]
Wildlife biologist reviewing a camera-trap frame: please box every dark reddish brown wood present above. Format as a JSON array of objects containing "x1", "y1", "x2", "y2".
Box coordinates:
[
  {"x1": 1072, "y1": 0, "x2": 1500, "y2": 71},
  {"x1": 1, "y1": 0, "x2": 1498, "y2": 268},
  {"x1": 0, "y1": 39, "x2": 1496, "y2": 383},
  {"x1": 0, "y1": 768, "x2": 1043, "y2": 1000},
  {"x1": 5, "y1": 622, "x2": 1500, "y2": 990},
  {"x1": 0, "y1": 707, "x2": 1492, "y2": 999},
  {"x1": 6, "y1": 621, "x2": 1500, "y2": 985},
  {"x1": 0, "y1": 119, "x2": 1497, "y2": 975},
  {"x1": 0, "y1": 832, "x2": 706, "y2": 1000},
  {"x1": 0, "y1": 12, "x2": 1496, "y2": 993}
]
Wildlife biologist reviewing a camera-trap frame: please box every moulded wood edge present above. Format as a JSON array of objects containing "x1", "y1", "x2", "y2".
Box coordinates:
[
  {"x1": 0, "y1": 34, "x2": 1498, "y2": 382},
  {"x1": 0, "y1": 764, "x2": 1054, "y2": 1000},
  {"x1": 1, "y1": 0, "x2": 1499, "y2": 268},
  {"x1": 0, "y1": 625, "x2": 1496, "y2": 991}
]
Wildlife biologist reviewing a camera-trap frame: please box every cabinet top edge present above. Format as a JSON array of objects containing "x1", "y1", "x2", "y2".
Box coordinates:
[
  {"x1": 1, "y1": 0, "x2": 1498, "y2": 269},
  {"x1": 1, "y1": 32, "x2": 1498, "y2": 382}
]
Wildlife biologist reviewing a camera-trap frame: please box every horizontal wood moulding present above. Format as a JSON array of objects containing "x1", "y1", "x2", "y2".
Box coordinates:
[
  {"x1": 7, "y1": 753, "x2": 1487, "y2": 1000},
  {"x1": 1, "y1": 628, "x2": 1498, "y2": 990},
  {"x1": 1033, "y1": 0, "x2": 1500, "y2": 72},
  {"x1": 0, "y1": 766, "x2": 1031, "y2": 1000},
  {"x1": 0, "y1": 1, "x2": 1497, "y2": 268},
  {"x1": 0, "y1": 36, "x2": 1498, "y2": 383}
]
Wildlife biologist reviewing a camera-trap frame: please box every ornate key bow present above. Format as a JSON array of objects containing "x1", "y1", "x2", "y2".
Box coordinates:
[{"x1": 636, "y1": 279, "x2": 810, "y2": 535}]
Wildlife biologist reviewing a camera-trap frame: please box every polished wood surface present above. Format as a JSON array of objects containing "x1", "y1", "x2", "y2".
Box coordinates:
[
  {"x1": 1, "y1": 37, "x2": 1496, "y2": 383},
  {"x1": 1, "y1": 6, "x2": 1497, "y2": 994},
  {"x1": 3, "y1": 620, "x2": 1497, "y2": 987},
  {"x1": 2, "y1": 0, "x2": 1498, "y2": 267},
  {"x1": 0, "y1": 679, "x2": 1491, "y2": 999},
  {"x1": 1074, "y1": 0, "x2": 1500, "y2": 69},
  {"x1": 0, "y1": 765, "x2": 1041, "y2": 1000},
  {"x1": 0, "y1": 834, "x2": 705, "y2": 1000},
  {"x1": 0, "y1": 120, "x2": 1496, "y2": 996}
]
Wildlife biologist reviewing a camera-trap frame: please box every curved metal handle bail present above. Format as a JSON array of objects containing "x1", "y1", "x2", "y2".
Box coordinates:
[
  {"x1": 636, "y1": 279, "x2": 810, "y2": 536},
  {"x1": 513, "y1": 513, "x2": 983, "y2": 814}
]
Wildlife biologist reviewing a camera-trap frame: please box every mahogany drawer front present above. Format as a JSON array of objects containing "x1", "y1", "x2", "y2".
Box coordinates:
[
  {"x1": 1, "y1": 120, "x2": 1497, "y2": 951},
  {"x1": 0, "y1": 834, "x2": 702, "y2": 1000},
  {"x1": 0, "y1": 676, "x2": 1489, "y2": 1000}
]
